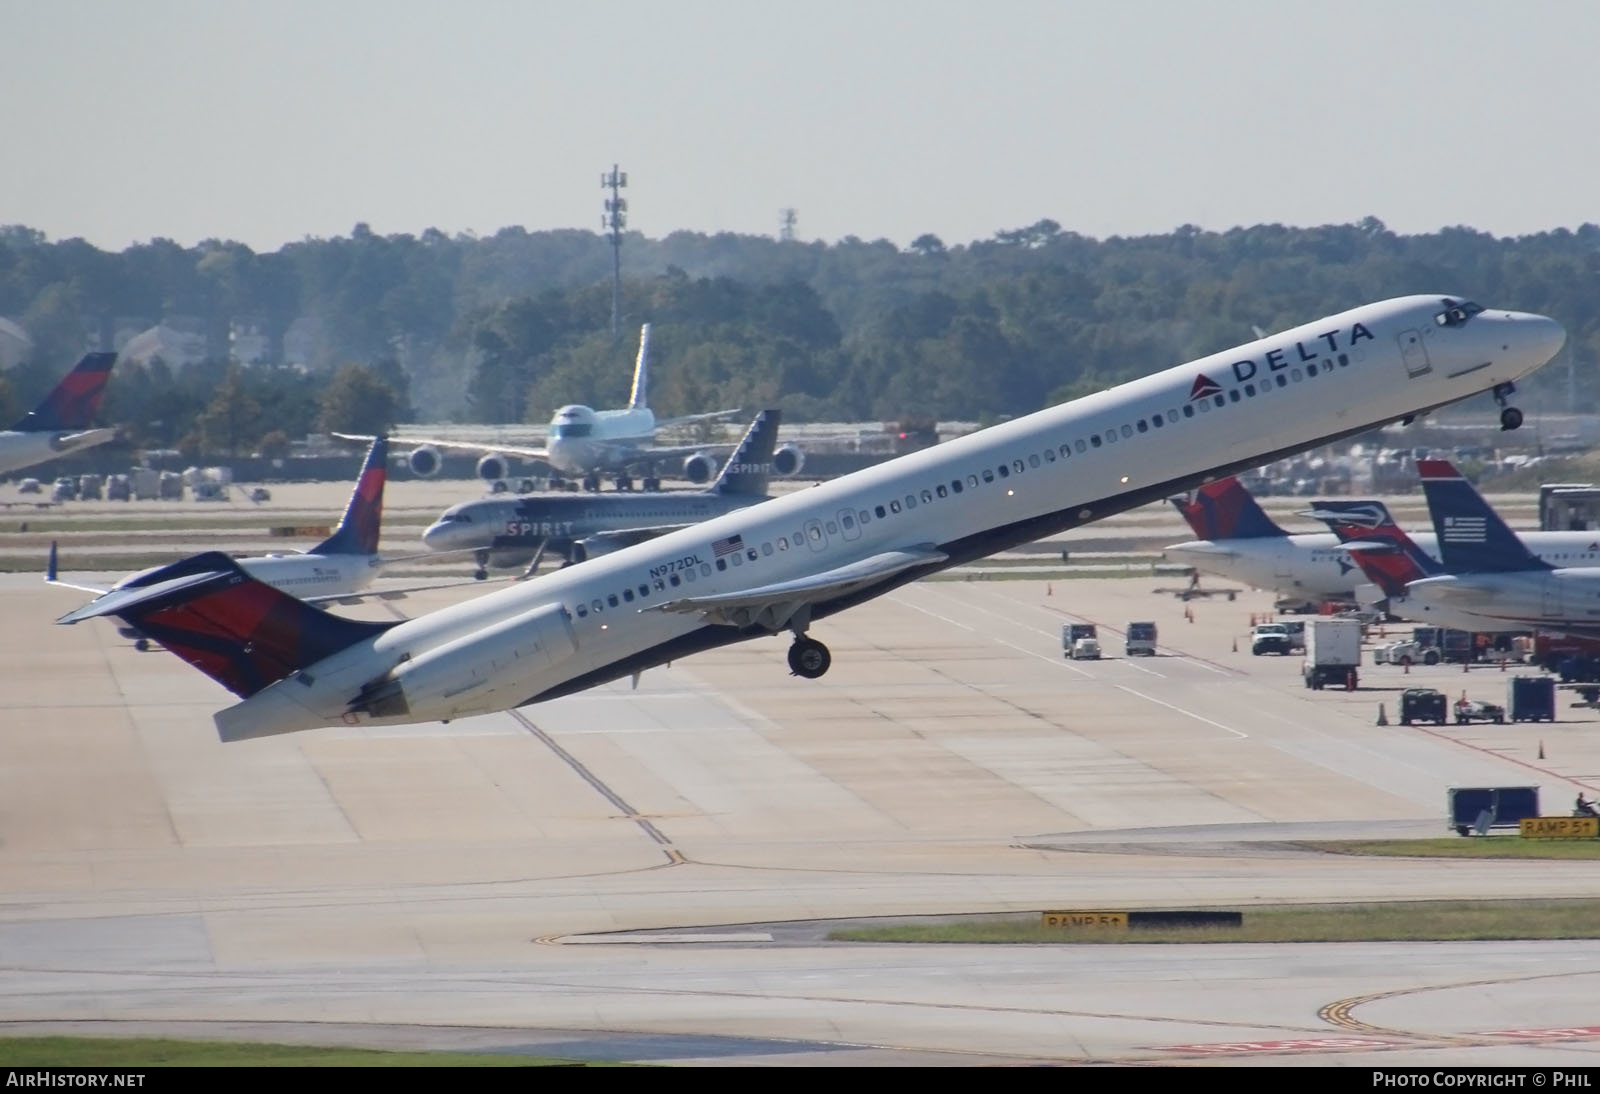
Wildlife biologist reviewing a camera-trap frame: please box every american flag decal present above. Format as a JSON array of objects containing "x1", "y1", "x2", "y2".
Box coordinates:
[
  {"x1": 712, "y1": 533, "x2": 744, "y2": 558},
  {"x1": 1443, "y1": 516, "x2": 1487, "y2": 543}
]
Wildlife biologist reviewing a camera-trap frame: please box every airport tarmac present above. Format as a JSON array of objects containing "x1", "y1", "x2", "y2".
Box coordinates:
[{"x1": 5, "y1": 490, "x2": 1600, "y2": 1066}]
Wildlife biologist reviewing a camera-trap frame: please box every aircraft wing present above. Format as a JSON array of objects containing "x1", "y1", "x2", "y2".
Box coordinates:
[
  {"x1": 333, "y1": 432, "x2": 550, "y2": 461},
  {"x1": 646, "y1": 545, "x2": 947, "y2": 631},
  {"x1": 654, "y1": 409, "x2": 746, "y2": 430}
]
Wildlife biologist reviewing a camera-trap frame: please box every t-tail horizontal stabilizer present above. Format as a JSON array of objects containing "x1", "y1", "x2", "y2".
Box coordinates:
[
  {"x1": 57, "y1": 550, "x2": 393, "y2": 699},
  {"x1": 1417, "y1": 459, "x2": 1552, "y2": 574}
]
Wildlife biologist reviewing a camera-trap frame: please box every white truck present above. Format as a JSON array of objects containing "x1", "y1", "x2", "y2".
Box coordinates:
[{"x1": 1303, "y1": 618, "x2": 1362, "y2": 690}]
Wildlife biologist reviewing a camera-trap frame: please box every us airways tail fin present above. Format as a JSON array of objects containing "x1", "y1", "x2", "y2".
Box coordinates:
[
  {"x1": 628, "y1": 323, "x2": 651, "y2": 410},
  {"x1": 57, "y1": 551, "x2": 392, "y2": 699},
  {"x1": 710, "y1": 409, "x2": 780, "y2": 497},
  {"x1": 1304, "y1": 499, "x2": 1441, "y2": 599},
  {"x1": 1418, "y1": 459, "x2": 1551, "y2": 574},
  {"x1": 10, "y1": 352, "x2": 118, "y2": 432},
  {"x1": 310, "y1": 436, "x2": 386, "y2": 556},
  {"x1": 1170, "y1": 477, "x2": 1288, "y2": 540}
]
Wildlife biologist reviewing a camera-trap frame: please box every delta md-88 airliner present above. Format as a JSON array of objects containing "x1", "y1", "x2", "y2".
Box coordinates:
[{"x1": 57, "y1": 296, "x2": 1566, "y2": 741}]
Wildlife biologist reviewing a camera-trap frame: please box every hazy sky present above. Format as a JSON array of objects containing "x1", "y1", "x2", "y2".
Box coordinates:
[{"x1": 5, "y1": 0, "x2": 1597, "y2": 253}]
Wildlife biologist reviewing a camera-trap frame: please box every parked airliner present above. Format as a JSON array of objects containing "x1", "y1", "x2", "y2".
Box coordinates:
[
  {"x1": 1165, "y1": 476, "x2": 1600, "y2": 608},
  {"x1": 423, "y1": 409, "x2": 783, "y2": 579},
  {"x1": 58, "y1": 295, "x2": 1566, "y2": 740},
  {"x1": 0, "y1": 352, "x2": 119, "y2": 477},
  {"x1": 49, "y1": 436, "x2": 469, "y2": 647},
  {"x1": 348, "y1": 324, "x2": 801, "y2": 492},
  {"x1": 1399, "y1": 460, "x2": 1600, "y2": 637}
]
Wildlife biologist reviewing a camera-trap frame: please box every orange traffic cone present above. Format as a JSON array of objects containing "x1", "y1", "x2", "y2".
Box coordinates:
[
  {"x1": 1538, "y1": 740, "x2": 1545, "y2": 759},
  {"x1": 1231, "y1": 635, "x2": 1238, "y2": 653}
]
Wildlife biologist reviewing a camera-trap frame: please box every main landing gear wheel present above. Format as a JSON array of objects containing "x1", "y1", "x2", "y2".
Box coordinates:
[
  {"x1": 473, "y1": 549, "x2": 489, "y2": 581},
  {"x1": 582, "y1": 473, "x2": 601, "y2": 492},
  {"x1": 642, "y1": 476, "x2": 661, "y2": 492},
  {"x1": 787, "y1": 636, "x2": 832, "y2": 679}
]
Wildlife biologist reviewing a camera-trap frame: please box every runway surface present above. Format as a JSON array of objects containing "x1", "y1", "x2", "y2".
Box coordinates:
[{"x1": 5, "y1": 490, "x2": 1600, "y2": 1066}]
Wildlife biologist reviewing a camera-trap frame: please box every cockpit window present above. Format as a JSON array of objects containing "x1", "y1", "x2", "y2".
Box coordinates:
[
  {"x1": 1434, "y1": 299, "x2": 1485, "y2": 328},
  {"x1": 554, "y1": 423, "x2": 593, "y2": 438}
]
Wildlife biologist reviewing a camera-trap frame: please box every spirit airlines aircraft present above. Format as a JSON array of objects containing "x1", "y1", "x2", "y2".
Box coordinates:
[
  {"x1": 1397, "y1": 460, "x2": 1600, "y2": 637},
  {"x1": 57, "y1": 295, "x2": 1566, "y2": 741},
  {"x1": 423, "y1": 409, "x2": 783, "y2": 579},
  {"x1": 0, "y1": 352, "x2": 119, "y2": 477},
  {"x1": 351, "y1": 324, "x2": 801, "y2": 492},
  {"x1": 49, "y1": 436, "x2": 469, "y2": 647}
]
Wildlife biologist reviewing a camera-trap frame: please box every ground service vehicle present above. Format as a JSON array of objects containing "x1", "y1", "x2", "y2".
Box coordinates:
[
  {"x1": 1303, "y1": 618, "x2": 1362, "y2": 689},
  {"x1": 1251, "y1": 623, "x2": 1293, "y2": 656},
  {"x1": 1454, "y1": 698, "x2": 1506, "y2": 724},
  {"x1": 1508, "y1": 676, "x2": 1557, "y2": 722},
  {"x1": 1125, "y1": 622, "x2": 1157, "y2": 657},
  {"x1": 1400, "y1": 687, "x2": 1448, "y2": 725},
  {"x1": 1069, "y1": 636, "x2": 1102, "y2": 660},
  {"x1": 1062, "y1": 623, "x2": 1098, "y2": 659},
  {"x1": 1373, "y1": 639, "x2": 1441, "y2": 667}
]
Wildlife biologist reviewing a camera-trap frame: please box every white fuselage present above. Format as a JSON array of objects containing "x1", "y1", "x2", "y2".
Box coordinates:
[
  {"x1": 1164, "y1": 531, "x2": 1600, "y2": 600},
  {"x1": 422, "y1": 491, "x2": 764, "y2": 554},
  {"x1": 0, "y1": 428, "x2": 117, "y2": 478},
  {"x1": 1403, "y1": 569, "x2": 1600, "y2": 635},
  {"x1": 545, "y1": 407, "x2": 657, "y2": 477},
  {"x1": 235, "y1": 552, "x2": 379, "y2": 597},
  {"x1": 212, "y1": 296, "x2": 1566, "y2": 739}
]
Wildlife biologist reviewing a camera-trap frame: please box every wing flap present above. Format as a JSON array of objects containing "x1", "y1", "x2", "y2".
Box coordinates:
[{"x1": 648, "y1": 545, "x2": 946, "y2": 630}]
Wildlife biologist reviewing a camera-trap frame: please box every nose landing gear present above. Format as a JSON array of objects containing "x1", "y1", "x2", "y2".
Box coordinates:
[{"x1": 1493, "y1": 381, "x2": 1523, "y2": 431}]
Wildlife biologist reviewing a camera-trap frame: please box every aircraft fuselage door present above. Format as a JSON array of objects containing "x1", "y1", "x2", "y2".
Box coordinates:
[
  {"x1": 1397, "y1": 329, "x2": 1432, "y2": 378},
  {"x1": 1541, "y1": 576, "x2": 1562, "y2": 619},
  {"x1": 804, "y1": 517, "x2": 828, "y2": 553},
  {"x1": 837, "y1": 508, "x2": 862, "y2": 542}
]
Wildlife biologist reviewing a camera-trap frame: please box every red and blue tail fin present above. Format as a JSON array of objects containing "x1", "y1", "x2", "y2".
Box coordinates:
[
  {"x1": 10, "y1": 352, "x2": 118, "y2": 432},
  {"x1": 1418, "y1": 459, "x2": 1551, "y2": 574},
  {"x1": 1170, "y1": 477, "x2": 1288, "y2": 539},
  {"x1": 57, "y1": 551, "x2": 392, "y2": 699},
  {"x1": 311, "y1": 436, "x2": 386, "y2": 555},
  {"x1": 1303, "y1": 499, "x2": 1441, "y2": 598}
]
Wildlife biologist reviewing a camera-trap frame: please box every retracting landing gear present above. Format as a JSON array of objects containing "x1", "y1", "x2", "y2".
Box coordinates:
[
  {"x1": 1493, "y1": 381, "x2": 1523, "y2": 431},
  {"x1": 787, "y1": 636, "x2": 832, "y2": 679}
]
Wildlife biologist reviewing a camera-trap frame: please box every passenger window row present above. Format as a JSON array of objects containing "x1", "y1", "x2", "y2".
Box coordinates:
[{"x1": 570, "y1": 352, "x2": 1356, "y2": 621}]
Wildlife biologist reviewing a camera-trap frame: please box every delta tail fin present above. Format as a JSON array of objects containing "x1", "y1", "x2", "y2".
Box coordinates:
[
  {"x1": 1304, "y1": 499, "x2": 1441, "y2": 599},
  {"x1": 628, "y1": 323, "x2": 651, "y2": 410},
  {"x1": 310, "y1": 436, "x2": 387, "y2": 556},
  {"x1": 10, "y1": 352, "x2": 118, "y2": 432},
  {"x1": 710, "y1": 409, "x2": 781, "y2": 497},
  {"x1": 57, "y1": 550, "x2": 392, "y2": 699},
  {"x1": 1418, "y1": 459, "x2": 1552, "y2": 574},
  {"x1": 1170, "y1": 477, "x2": 1288, "y2": 540}
]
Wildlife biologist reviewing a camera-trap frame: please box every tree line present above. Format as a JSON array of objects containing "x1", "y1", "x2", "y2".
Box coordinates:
[{"x1": 1, "y1": 216, "x2": 1596, "y2": 458}]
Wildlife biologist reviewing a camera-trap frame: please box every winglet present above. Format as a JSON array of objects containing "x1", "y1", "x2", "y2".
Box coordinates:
[
  {"x1": 1171, "y1": 477, "x2": 1287, "y2": 540},
  {"x1": 11, "y1": 352, "x2": 119, "y2": 433},
  {"x1": 628, "y1": 323, "x2": 651, "y2": 410},
  {"x1": 1418, "y1": 459, "x2": 1551, "y2": 574},
  {"x1": 710, "y1": 409, "x2": 781, "y2": 497}
]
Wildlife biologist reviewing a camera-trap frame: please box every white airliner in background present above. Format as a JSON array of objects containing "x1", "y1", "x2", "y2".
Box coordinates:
[
  {"x1": 57, "y1": 295, "x2": 1566, "y2": 741},
  {"x1": 1163, "y1": 476, "x2": 1600, "y2": 607},
  {"x1": 0, "y1": 352, "x2": 119, "y2": 477},
  {"x1": 347, "y1": 323, "x2": 803, "y2": 492},
  {"x1": 49, "y1": 437, "x2": 470, "y2": 648}
]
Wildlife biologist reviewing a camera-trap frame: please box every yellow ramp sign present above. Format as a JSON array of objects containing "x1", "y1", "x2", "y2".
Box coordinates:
[
  {"x1": 1520, "y1": 816, "x2": 1599, "y2": 839},
  {"x1": 1042, "y1": 911, "x2": 1128, "y2": 929}
]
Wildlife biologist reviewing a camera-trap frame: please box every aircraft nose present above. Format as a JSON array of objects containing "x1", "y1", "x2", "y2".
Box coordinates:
[{"x1": 1502, "y1": 311, "x2": 1567, "y2": 367}]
